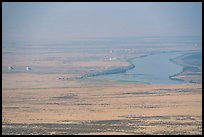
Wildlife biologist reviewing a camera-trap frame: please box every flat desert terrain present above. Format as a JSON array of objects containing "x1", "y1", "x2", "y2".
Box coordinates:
[
  {"x1": 2, "y1": 37, "x2": 202, "y2": 135},
  {"x1": 2, "y1": 80, "x2": 202, "y2": 135}
]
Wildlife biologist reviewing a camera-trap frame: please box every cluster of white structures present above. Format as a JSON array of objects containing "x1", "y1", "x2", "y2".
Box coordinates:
[
  {"x1": 105, "y1": 57, "x2": 117, "y2": 61},
  {"x1": 104, "y1": 50, "x2": 118, "y2": 61},
  {"x1": 8, "y1": 66, "x2": 32, "y2": 71}
]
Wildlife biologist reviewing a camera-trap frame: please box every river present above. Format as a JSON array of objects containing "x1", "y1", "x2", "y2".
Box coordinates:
[{"x1": 99, "y1": 52, "x2": 186, "y2": 84}]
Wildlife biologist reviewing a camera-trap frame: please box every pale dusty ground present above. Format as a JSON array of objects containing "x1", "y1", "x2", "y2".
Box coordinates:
[
  {"x1": 2, "y1": 40, "x2": 202, "y2": 134},
  {"x1": 2, "y1": 73, "x2": 202, "y2": 134}
]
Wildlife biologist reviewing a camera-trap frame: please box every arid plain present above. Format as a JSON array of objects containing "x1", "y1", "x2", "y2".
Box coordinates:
[{"x1": 2, "y1": 37, "x2": 202, "y2": 135}]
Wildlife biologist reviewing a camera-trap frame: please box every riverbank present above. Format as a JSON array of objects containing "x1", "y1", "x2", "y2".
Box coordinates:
[
  {"x1": 93, "y1": 52, "x2": 187, "y2": 84},
  {"x1": 169, "y1": 52, "x2": 202, "y2": 83}
]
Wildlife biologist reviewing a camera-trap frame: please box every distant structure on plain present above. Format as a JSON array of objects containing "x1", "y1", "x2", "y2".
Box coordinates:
[
  {"x1": 26, "y1": 66, "x2": 31, "y2": 71},
  {"x1": 8, "y1": 66, "x2": 14, "y2": 70}
]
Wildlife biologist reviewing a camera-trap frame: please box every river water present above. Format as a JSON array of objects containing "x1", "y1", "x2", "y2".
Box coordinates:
[{"x1": 100, "y1": 52, "x2": 186, "y2": 84}]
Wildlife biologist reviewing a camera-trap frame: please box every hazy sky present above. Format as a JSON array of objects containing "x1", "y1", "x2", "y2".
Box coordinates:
[{"x1": 2, "y1": 2, "x2": 202, "y2": 42}]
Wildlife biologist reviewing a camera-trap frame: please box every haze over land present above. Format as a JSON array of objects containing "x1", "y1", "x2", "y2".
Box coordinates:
[
  {"x1": 3, "y1": 2, "x2": 202, "y2": 41},
  {"x1": 2, "y1": 2, "x2": 202, "y2": 135}
]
